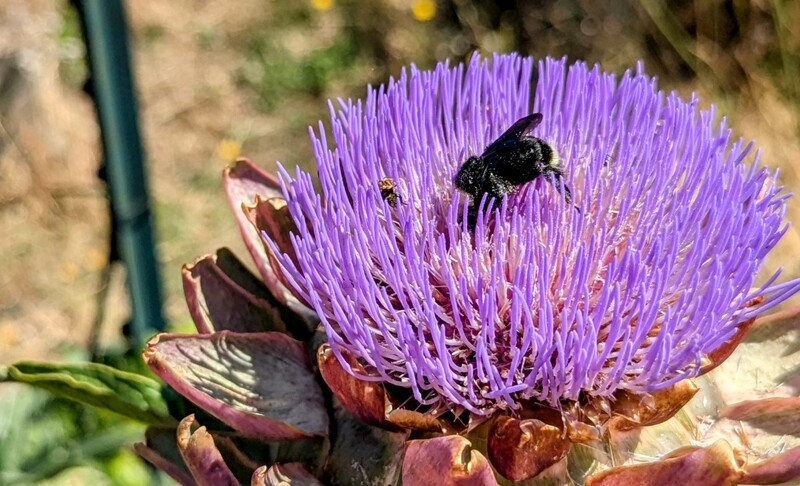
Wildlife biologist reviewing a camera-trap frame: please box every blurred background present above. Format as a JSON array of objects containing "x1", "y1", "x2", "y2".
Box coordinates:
[{"x1": 0, "y1": 0, "x2": 798, "y2": 483}]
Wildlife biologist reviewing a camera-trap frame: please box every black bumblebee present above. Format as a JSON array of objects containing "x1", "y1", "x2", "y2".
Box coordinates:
[{"x1": 454, "y1": 113, "x2": 572, "y2": 227}]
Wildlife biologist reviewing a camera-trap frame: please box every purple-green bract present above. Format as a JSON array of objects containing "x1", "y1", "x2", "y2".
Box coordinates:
[{"x1": 266, "y1": 54, "x2": 800, "y2": 415}]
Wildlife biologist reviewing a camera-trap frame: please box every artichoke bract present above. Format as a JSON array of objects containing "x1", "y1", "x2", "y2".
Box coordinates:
[{"x1": 138, "y1": 54, "x2": 800, "y2": 485}]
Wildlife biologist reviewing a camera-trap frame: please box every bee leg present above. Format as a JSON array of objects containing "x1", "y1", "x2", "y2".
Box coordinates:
[
  {"x1": 466, "y1": 204, "x2": 479, "y2": 230},
  {"x1": 550, "y1": 172, "x2": 580, "y2": 212}
]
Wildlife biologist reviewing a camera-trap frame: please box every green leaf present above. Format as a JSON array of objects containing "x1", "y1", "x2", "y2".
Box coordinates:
[{"x1": 0, "y1": 361, "x2": 175, "y2": 425}]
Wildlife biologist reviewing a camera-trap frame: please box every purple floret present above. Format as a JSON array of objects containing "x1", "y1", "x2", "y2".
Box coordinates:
[{"x1": 265, "y1": 54, "x2": 800, "y2": 415}]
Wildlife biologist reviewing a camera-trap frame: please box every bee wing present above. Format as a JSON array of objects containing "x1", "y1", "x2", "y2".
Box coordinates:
[{"x1": 481, "y1": 113, "x2": 543, "y2": 159}]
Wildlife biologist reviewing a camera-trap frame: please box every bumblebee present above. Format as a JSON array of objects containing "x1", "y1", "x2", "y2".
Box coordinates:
[
  {"x1": 454, "y1": 113, "x2": 572, "y2": 227},
  {"x1": 378, "y1": 177, "x2": 401, "y2": 207}
]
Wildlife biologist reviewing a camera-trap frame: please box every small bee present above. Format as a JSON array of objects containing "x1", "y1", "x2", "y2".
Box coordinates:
[
  {"x1": 378, "y1": 177, "x2": 401, "y2": 207},
  {"x1": 454, "y1": 113, "x2": 572, "y2": 227}
]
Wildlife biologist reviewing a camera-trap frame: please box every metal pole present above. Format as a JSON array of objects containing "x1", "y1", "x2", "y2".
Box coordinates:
[{"x1": 78, "y1": 0, "x2": 165, "y2": 345}]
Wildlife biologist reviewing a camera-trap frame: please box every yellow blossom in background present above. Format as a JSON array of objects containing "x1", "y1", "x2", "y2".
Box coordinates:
[
  {"x1": 58, "y1": 261, "x2": 80, "y2": 283},
  {"x1": 216, "y1": 138, "x2": 242, "y2": 162},
  {"x1": 0, "y1": 324, "x2": 19, "y2": 347},
  {"x1": 311, "y1": 0, "x2": 334, "y2": 11},
  {"x1": 412, "y1": 0, "x2": 436, "y2": 21},
  {"x1": 85, "y1": 247, "x2": 108, "y2": 271}
]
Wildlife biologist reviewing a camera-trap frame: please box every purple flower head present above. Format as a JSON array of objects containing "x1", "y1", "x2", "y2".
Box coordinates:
[{"x1": 266, "y1": 54, "x2": 800, "y2": 416}]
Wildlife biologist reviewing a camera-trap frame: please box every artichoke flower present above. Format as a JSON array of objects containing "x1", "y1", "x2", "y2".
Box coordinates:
[{"x1": 137, "y1": 54, "x2": 800, "y2": 485}]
